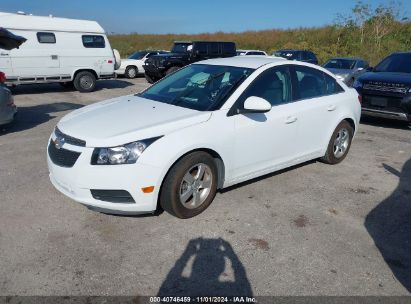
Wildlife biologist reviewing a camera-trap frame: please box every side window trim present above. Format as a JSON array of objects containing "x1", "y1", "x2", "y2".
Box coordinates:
[{"x1": 37, "y1": 32, "x2": 56, "y2": 44}]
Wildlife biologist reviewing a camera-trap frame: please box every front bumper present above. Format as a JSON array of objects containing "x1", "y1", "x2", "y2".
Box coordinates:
[
  {"x1": 47, "y1": 137, "x2": 163, "y2": 214},
  {"x1": 362, "y1": 108, "x2": 410, "y2": 121}
]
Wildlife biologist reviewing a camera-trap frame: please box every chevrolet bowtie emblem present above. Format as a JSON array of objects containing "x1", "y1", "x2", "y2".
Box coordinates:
[{"x1": 54, "y1": 136, "x2": 65, "y2": 149}]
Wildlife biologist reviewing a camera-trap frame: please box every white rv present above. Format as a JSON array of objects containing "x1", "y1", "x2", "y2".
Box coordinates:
[{"x1": 0, "y1": 12, "x2": 120, "y2": 92}]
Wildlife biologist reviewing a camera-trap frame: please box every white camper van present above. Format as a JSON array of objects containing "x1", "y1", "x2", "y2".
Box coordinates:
[{"x1": 0, "y1": 12, "x2": 120, "y2": 92}]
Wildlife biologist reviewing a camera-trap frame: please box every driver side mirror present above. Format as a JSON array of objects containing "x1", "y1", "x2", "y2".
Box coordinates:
[
  {"x1": 366, "y1": 66, "x2": 373, "y2": 71},
  {"x1": 242, "y1": 96, "x2": 272, "y2": 113}
]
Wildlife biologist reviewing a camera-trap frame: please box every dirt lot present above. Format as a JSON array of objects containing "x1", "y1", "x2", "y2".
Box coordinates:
[{"x1": 0, "y1": 78, "x2": 410, "y2": 296}]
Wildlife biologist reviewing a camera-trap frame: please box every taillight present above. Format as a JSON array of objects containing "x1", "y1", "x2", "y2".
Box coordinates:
[
  {"x1": 358, "y1": 95, "x2": 362, "y2": 104},
  {"x1": 0, "y1": 72, "x2": 6, "y2": 83},
  {"x1": 107, "y1": 59, "x2": 113, "y2": 64}
]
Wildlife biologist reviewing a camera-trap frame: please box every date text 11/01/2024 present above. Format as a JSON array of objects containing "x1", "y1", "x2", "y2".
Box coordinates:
[{"x1": 149, "y1": 297, "x2": 257, "y2": 303}]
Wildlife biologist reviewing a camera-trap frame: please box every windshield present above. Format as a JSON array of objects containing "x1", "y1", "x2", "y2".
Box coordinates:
[
  {"x1": 324, "y1": 59, "x2": 356, "y2": 70},
  {"x1": 139, "y1": 64, "x2": 254, "y2": 111},
  {"x1": 374, "y1": 53, "x2": 411, "y2": 73},
  {"x1": 128, "y1": 51, "x2": 148, "y2": 60},
  {"x1": 171, "y1": 43, "x2": 192, "y2": 53},
  {"x1": 274, "y1": 50, "x2": 298, "y2": 60}
]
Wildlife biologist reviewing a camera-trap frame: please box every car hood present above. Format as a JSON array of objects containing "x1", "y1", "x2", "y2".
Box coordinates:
[
  {"x1": 358, "y1": 72, "x2": 411, "y2": 86},
  {"x1": 57, "y1": 95, "x2": 211, "y2": 147},
  {"x1": 326, "y1": 68, "x2": 353, "y2": 75}
]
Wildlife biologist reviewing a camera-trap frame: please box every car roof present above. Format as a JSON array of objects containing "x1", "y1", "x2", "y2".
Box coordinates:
[{"x1": 196, "y1": 56, "x2": 286, "y2": 69}]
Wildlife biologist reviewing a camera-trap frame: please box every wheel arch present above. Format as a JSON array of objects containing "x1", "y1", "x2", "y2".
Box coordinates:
[
  {"x1": 72, "y1": 69, "x2": 98, "y2": 80},
  {"x1": 156, "y1": 147, "x2": 226, "y2": 210}
]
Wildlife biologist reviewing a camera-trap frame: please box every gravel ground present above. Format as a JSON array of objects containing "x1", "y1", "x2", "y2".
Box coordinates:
[{"x1": 0, "y1": 77, "x2": 410, "y2": 296}]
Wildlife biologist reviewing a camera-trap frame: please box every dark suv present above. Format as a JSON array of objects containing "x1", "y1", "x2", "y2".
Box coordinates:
[
  {"x1": 144, "y1": 41, "x2": 236, "y2": 83},
  {"x1": 273, "y1": 49, "x2": 318, "y2": 65},
  {"x1": 354, "y1": 52, "x2": 411, "y2": 123}
]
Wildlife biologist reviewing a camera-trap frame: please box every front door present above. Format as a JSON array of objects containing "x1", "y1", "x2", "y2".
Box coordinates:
[{"x1": 230, "y1": 66, "x2": 299, "y2": 181}]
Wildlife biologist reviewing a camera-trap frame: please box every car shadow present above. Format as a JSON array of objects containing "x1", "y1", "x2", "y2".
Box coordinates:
[
  {"x1": 158, "y1": 238, "x2": 253, "y2": 296},
  {"x1": 360, "y1": 116, "x2": 410, "y2": 130},
  {"x1": 1, "y1": 102, "x2": 83, "y2": 134},
  {"x1": 10, "y1": 79, "x2": 134, "y2": 95},
  {"x1": 365, "y1": 159, "x2": 411, "y2": 292},
  {"x1": 220, "y1": 160, "x2": 316, "y2": 193}
]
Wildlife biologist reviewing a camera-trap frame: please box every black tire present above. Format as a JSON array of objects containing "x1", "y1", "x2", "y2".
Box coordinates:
[
  {"x1": 73, "y1": 71, "x2": 96, "y2": 93},
  {"x1": 321, "y1": 120, "x2": 354, "y2": 165},
  {"x1": 160, "y1": 152, "x2": 218, "y2": 219},
  {"x1": 145, "y1": 73, "x2": 154, "y2": 84},
  {"x1": 166, "y1": 66, "x2": 180, "y2": 75},
  {"x1": 125, "y1": 66, "x2": 138, "y2": 79}
]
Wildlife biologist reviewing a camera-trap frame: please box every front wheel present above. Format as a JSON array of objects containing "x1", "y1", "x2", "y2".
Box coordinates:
[
  {"x1": 321, "y1": 120, "x2": 353, "y2": 164},
  {"x1": 166, "y1": 66, "x2": 180, "y2": 75},
  {"x1": 160, "y1": 152, "x2": 218, "y2": 219},
  {"x1": 73, "y1": 71, "x2": 96, "y2": 93}
]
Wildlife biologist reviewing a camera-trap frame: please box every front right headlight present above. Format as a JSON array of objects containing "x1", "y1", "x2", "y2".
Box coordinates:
[{"x1": 91, "y1": 137, "x2": 162, "y2": 165}]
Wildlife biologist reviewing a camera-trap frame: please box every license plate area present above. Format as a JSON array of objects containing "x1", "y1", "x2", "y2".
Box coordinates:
[{"x1": 370, "y1": 97, "x2": 388, "y2": 107}]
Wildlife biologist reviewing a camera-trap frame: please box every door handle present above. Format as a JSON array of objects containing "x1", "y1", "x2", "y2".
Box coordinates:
[
  {"x1": 0, "y1": 53, "x2": 9, "y2": 56},
  {"x1": 51, "y1": 55, "x2": 58, "y2": 60},
  {"x1": 327, "y1": 105, "x2": 337, "y2": 111},
  {"x1": 285, "y1": 116, "x2": 298, "y2": 124}
]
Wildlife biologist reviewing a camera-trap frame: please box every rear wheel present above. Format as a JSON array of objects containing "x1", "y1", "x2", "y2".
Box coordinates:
[
  {"x1": 321, "y1": 120, "x2": 353, "y2": 164},
  {"x1": 73, "y1": 71, "x2": 96, "y2": 93},
  {"x1": 125, "y1": 66, "x2": 138, "y2": 79},
  {"x1": 160, "y1": 152, "x2": 218, "y2": 219}
]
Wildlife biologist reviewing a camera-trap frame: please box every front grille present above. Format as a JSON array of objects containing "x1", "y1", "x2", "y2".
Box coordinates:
[
  {"x1": 55, "y1": 127, "x2": 86, "y2": 147},
  {"x1": 90, "y1": 190, "x2": 135, "y2": 204},
  {"x1": 48, "y1": 141, "x2": 81, "y2": 168}
]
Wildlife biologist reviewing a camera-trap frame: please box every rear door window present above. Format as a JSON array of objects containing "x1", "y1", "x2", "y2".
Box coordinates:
[
  {"x1": 82, "y1": 35, "x2": 105, "y2": 48},
  {"x1": 37, "y1": 32, "x2": 56, "y2": 44}
]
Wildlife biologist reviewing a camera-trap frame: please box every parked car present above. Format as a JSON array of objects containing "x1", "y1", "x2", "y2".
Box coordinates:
[
  {"x1": 0, "y1": 27, "x2": 26, "y2": 129},
  {"x1": 48, "y1": 56, "x2": 360, "y2": 218},
  {"x1": 273, "y1": 49, "x2": 318, "y2": 65},
  {"x1": 115, "y1": 50, "x2": 169, "y2": 79},
  {"x1": 354, "y1": 52, "x2": 411, "y2": 123},
  {"x1": 237, "y1": 50, "x2": 267, "y2": 56},
  {"x1": 0, "y1": 11, "x2": 120, "y2": 92},
  {"x1": 324, "y1": 57, "x2": 369, "y2": 86},
  {"x1": 143, "y1": 41, "x2": 236, "y2": 83}
]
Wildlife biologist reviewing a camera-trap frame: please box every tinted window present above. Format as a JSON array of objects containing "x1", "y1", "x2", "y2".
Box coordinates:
[
  {"x1": 37, "y1": 32, "x2": 56, "y2": 44},
  {"x1": 274, "y1": 50, "x2": 298, "y2": 60},
  {"x1": 210, "y1": 43, "x2": 219, "y2": 55},
  {"x1": 324, "y1": 59, "x2": 356, "y2": 69},
  {"x1": 374, "y1": 53, "x2": 411, "y2": 73},
  {"x1": 82, "y1": 35, "x2": 105, "y2": 48},
  {"x1": 128, "y1": 51, "x2": 148, "y2": 59},
  {"x1": 195, "y1": 43, "x2": 207, "y2": 55},
  {"x1": 171, "y1": 43, "x2": 192, "y2": 53},
  {"x1": 324, "y1": 73, "x2": 344, "y2": 94},
  {"x1": 239, "y1": 66, "x2": 292, "y2": 107},
  {"x1": 294, "y1": 66, "x2": 343, "y2": 99},
  {"x1": 247, "y1": 51, "x2": 266, "y2": 56},
  {"x1": 222, "y1": 43, "x2": 236, "y2": 55}
]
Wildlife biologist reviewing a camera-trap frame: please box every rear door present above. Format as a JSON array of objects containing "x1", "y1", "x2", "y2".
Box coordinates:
[{"x1": 290, "y1": 65, "x2": 345, "y2": 158}]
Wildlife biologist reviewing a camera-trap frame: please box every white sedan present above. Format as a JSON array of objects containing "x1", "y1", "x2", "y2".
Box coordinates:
[
  {"x1": 48, "y1": 56, "x2": 361, "y2": 218},
  {"x1": 115, "y1": 50, "x2": 168, "y2": 78}
]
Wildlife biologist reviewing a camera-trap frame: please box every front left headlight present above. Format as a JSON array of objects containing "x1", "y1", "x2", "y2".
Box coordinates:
[{"x1": 91, "y1": 137, "x2": 161, "y2": 165}]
